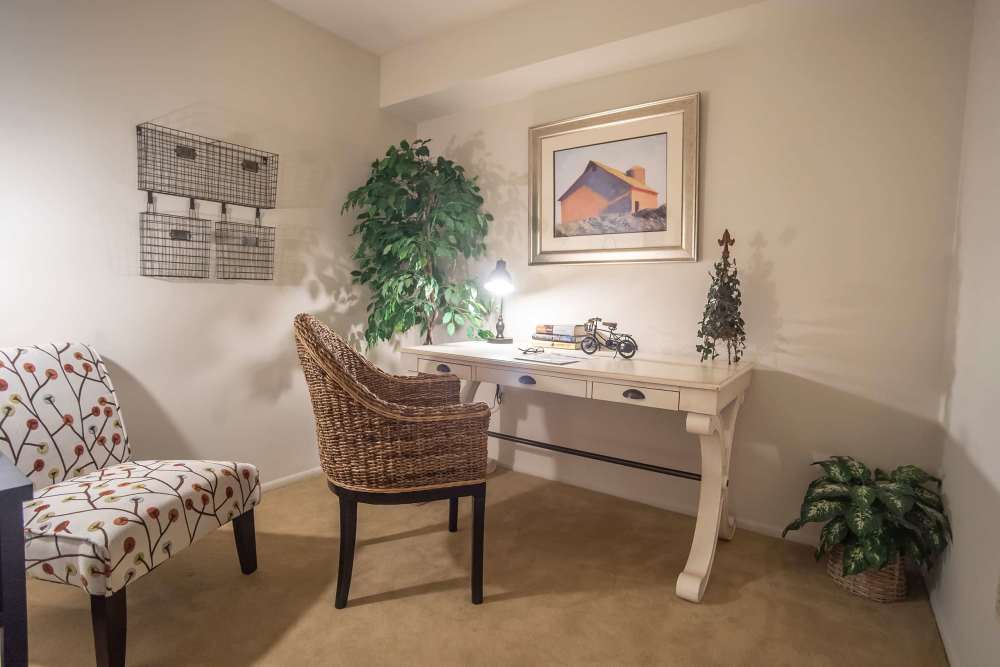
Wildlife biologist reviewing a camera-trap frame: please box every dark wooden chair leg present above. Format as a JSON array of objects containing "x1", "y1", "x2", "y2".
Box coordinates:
[
  {"x1": 471, "y1": 486, "x2": 485, "y2": 604},
  {"x1": 448, "y1": 497, "x2": 459, "y2": 532},
  {"x1": 0, "y1": 481, "x2": 32, "y2": 667},
  {"x1": 335, "y1": 494, "x2": 358, "y2": 609},
  {"x1": 91, "y1": 588, "x2": 127, "y2": 667},
  {"x1": 233, "y1": 509, "x2": 258, "y2": 574}
]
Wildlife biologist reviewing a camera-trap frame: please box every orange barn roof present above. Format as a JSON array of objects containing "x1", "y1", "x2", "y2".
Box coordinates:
[{"x1": 558, "y1": 160, "x2": 658, "y2": 201}]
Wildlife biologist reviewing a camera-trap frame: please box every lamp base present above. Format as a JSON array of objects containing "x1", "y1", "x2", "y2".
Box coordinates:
[{"x1": 487, "y1": 337, "x2": 513, "y2": 344}]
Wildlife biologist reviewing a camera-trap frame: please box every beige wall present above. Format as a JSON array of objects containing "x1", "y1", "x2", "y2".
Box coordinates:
[
  {"x1": 0, "y1": 0, "x2": 413, "y2": 487},
  {"x1": 416, "y1": 0, "x2": 973, "y2": 542},
  {"x1": 931, "y1": 0, "x2": 1000, "y2": 663}
]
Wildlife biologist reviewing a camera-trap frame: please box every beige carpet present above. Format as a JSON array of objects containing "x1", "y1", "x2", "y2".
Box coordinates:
[{"x1": 27, "y1": 469, "x2": 947, "y2": 666}]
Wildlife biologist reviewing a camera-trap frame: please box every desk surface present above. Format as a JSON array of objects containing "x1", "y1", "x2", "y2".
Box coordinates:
[{"x1": 402, "y1": 341, "x2": 753, "y2": 392}]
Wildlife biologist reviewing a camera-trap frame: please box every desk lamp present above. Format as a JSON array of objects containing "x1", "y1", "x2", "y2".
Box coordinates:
[{"x1": 484, "y1": 259, "x2": 514, "y2": 344}]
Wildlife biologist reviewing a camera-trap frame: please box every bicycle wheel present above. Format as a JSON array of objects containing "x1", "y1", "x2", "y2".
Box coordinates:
[
  {"x1": 580, "y1": 335, "x2": 599, "y2": 355},
  {"x1": 618, "y1": 336, "x2": 638, "y2": 359}
]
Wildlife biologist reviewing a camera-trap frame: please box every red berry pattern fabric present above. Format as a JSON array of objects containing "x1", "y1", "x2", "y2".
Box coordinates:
[
  {"x1": 1, "y1": 343, "x2": 130, "y2": 488},
  {"x1": 1, "y1": 343, "x2": 262, "y2": 597},
  {"x1": 23, "y1": 459, "x2": 260, "y2": 597}
]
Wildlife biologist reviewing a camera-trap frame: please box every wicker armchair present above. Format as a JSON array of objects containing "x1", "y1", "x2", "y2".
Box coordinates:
[{"x1": 293, "y1": 314, "x2": 491, "y2": 606}]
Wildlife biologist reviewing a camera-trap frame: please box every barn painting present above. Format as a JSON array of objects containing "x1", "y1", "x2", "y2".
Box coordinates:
[{"x1": 553, "y1": 133, "x2": 667, "y2": 237}]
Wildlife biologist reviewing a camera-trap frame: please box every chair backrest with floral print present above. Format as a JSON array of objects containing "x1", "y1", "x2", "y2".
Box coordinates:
[{"x1": 0, "y1": 343, "x2": 131, "y2": 490}]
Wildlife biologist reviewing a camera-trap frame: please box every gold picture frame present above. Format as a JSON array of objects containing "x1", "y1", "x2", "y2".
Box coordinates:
[{"x1": 529, "y1": 93, "x2": 699, "y2": 265}]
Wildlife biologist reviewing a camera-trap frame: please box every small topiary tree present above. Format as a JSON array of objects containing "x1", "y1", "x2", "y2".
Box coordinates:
[
  {"x1": 696, "y1": 229, "x2": 746, "y2": 364},
  {"x1": 343, "y1": 139, "x2": 494, "y2": 346}
]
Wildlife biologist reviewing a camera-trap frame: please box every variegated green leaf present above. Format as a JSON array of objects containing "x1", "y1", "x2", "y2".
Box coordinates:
[
  {"x1": 875, "y1": 484, "x2": 915, "y2": 516},
  {"x1": 891, "y1": 465, "x2": 933, "y2": 486},
  {"x1": 916, "y1": 502, "x2": 952, "y2": 540},
  {"x1": 912, "y1": 485, "x2": 943, "y2": 510},
  {"x1": 800, "y1": 499, "x2": 848, "y2": 524},
  {"x1": 817, "y1": 517, "x2": 849, "y2": 558},
  {"x1": 807, "y1": 482, "x2": 851, "y2": 501},
  {"x1": 813, "y1": 459, "x2": 852, "y2": 484},
  {"x1": 901, "y1": 536, "x2": 925, "y2": 566},
  {"x1": 849, "y1": 484, "x2": 876, "y2": 506},
  {"x1": 875, "y1": 481, "x2": 916, "y2": 495},
  {"x1": 862, "y1": 536, "x2": 888, "y2": 568},
  {"x1": 833, "y1": 456, "x2": 871, "y2": 483},
  {"x1": 782, "y1": 519, "x2": 803, "y2": 538},
  {"x1": 846, "y1": 502, "x2": 881, "y2": 536},
  {"x1": 842, "y1": 542, "x2": 867, "y2": 576}
]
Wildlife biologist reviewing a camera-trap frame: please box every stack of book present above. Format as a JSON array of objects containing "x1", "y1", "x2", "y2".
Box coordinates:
[{"x1": 532, "y1": 324, "x2": 585, "y2": 350}]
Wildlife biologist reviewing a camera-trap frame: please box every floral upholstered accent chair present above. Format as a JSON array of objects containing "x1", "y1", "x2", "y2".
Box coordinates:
[{"x1": 0, "y1": 343, "x2": 261, "y2": 667}]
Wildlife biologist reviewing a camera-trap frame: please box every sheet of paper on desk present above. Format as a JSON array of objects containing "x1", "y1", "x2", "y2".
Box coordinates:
[{"x1": 514, "y1": 353, "x2": 580, "y2": 365}]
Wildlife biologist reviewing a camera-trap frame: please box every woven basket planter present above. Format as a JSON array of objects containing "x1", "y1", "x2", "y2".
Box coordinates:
[{"x1": 827, "y1": 546, "x2": 907, "y2": 603}]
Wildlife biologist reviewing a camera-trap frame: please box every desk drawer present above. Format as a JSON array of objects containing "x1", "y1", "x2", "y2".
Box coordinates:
[
  {"x1": 477, "y1": 365, "x2": 587, "y2": 398},
  {"x1": 417, "y1": 358, "x2": 473, "y2": 380},
  {"x1": 592, "y1": 381, "x2": 679, "y2": 411}
]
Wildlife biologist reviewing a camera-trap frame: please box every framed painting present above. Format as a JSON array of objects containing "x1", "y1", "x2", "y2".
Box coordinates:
[{"x1": 529, "y1": 93, "x2": 699, "y2": 265}]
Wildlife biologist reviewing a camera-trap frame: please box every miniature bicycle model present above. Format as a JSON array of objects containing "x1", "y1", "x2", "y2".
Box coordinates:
[{"x1": 580, "y1": 317, "x2": 638, "y2": 359}]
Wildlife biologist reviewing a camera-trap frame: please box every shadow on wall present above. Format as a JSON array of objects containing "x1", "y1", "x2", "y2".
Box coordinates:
[
  {"x1": 926, "y1": 435, "x2": 1000, "y2": 657},
  {"x1": 735, "y1": 369, "x2": 946, "y2": 537},
  {"x1": 442, "y1": 132, "x2": 529, "y2": 273},
  {"x1": 102, "y1": 357, "x2": 196, "y2": 460},
  {"x1": 246, "y1": 218, "x2": 367, "y2": 403}
]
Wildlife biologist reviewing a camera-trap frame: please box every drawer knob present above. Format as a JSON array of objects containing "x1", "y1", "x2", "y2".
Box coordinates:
[
  {"x1": 518, "y1": 375, "x2": 536, "y2": 385},
  {"x1": 622, "y1": 388, "x2": 645, "y2": 400},
  {"x1": 436, "y1": 363, "x2": 451, "y2": 373}
]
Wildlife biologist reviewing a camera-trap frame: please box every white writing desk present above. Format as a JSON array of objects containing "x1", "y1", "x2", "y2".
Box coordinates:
[{"x1": 401, "y1": 341, "x2": 753, "y2": 603}]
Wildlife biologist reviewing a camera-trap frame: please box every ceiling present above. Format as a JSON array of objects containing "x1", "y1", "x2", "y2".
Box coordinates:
[{"x1": 271, "y1": 0, "x2": 536, "y2": 54}]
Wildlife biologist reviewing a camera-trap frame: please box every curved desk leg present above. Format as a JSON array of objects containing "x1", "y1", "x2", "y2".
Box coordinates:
[
  {"x1": 460, "y1": 380, "x2": 481, "y2": 404},
  {"x1": 676, "y1": 394, "x2": 744, "y2": 603},
  {"x1": 461, "y1": 380, "x2": 496, "y2": 473}
]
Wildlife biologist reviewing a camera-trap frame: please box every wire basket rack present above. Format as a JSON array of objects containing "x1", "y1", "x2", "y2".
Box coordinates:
[
  {"x1": 215, "y1": 219, "x2": 276, "y2": 280},
  {"x1": 139, "y1": 212, "x2": 212, "y2": 278},
  {"x1": 136, "y1": 123, "x2": 278, "y2": 209}
]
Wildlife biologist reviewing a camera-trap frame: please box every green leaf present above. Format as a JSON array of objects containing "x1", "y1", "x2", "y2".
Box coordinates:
[
  {"x1": 845, "y1": 502, "x2": 881, "y2": 537},
  {"x1": 441, "y1": 311, "x2": 453, "y2": 324},
  {"x1": 782, "y1": 519, "x2": 803, "y2": 538},
  {"x1": 912, "y1": 485, "x2": 943, "y2": 510},
  {"x1": 862, "y1": 535, "x2": 888, "y2": 569},
  {"x1": 891, "y1": 465, "x2": 933, "y2": 486},
  {"x1": 806, "y1": 482, "x2": 851, "y2": 501},
  {"x1": 446, "y1": 321, "x2": 456, "y2": 336},
  {"x1": 842, "y1": 542, "x2": 867, "y2": 576},
  {"x1": 813, "y1": 459, "x2": 852, "y2": 484},
  {"x1": 915, "y1": 502, "x2": 952, "y2": 540},
  {"x1": 833, "y1": 456, "x2": 871, "y2": 483},
  {"x1": 817, "y1": 517, "x2": 849, "y2": 558},
  {"x1": 875, "y1": 482, "x2": 915, "y2": 516},
  {"x1": 849, "y1": 484, "x2": 877, "y2": 506},
  {"x1": 800, "y1": 499, "x2": 848, "y2": 524}
]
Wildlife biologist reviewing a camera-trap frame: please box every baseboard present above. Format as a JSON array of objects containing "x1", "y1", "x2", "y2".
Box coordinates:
[{"x1": 261, "y1": 466, "x2": 322, "y2": 493}]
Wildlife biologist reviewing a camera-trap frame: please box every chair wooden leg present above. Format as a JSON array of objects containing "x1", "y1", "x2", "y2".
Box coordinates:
[
  {"x1": 0, "y1": 491, "x2": 30, "y2": 667},
  {"x1": 448, "y1": 497, "x2": 459, "y2": 532},
  {"x1": 335, "y1": 494, "x2": 358, "y2": 609},
  {"x1": 233, "y1": 509, "x2": 258, "y2": 574},
  {"x1": 91, "y1": 588, "x2": 126, "y2": 667},
  {"x1": 471, "y1": 486, "x2": 485, "y2": 604}
]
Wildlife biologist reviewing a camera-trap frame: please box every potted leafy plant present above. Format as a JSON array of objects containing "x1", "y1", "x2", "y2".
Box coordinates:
[
  {"x1": 343, "y1": 139, "x2": 494, "y2": 346},
  {"x1": 783, "y1": 456, "x2": 950, "y2": 603}
]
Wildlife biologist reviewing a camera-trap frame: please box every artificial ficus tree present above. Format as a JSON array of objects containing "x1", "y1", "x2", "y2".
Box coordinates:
[
  {"x1": 343, "y1": 139, "x2": 494, "y2": 346},
  {"x1": 696, "y1": 229, "x2": 747, "y2": 364}
]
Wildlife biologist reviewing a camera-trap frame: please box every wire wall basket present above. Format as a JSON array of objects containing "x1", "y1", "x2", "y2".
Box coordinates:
[
  {"x1": 139, "y1": 212, "x2": 212, "y2": 278},
  {"x1": 136, "y1": 123, "x2": 278, "y2": 209},
  {"x1": 215, "y1": 220, "x2": 276, "y2": 280}
]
